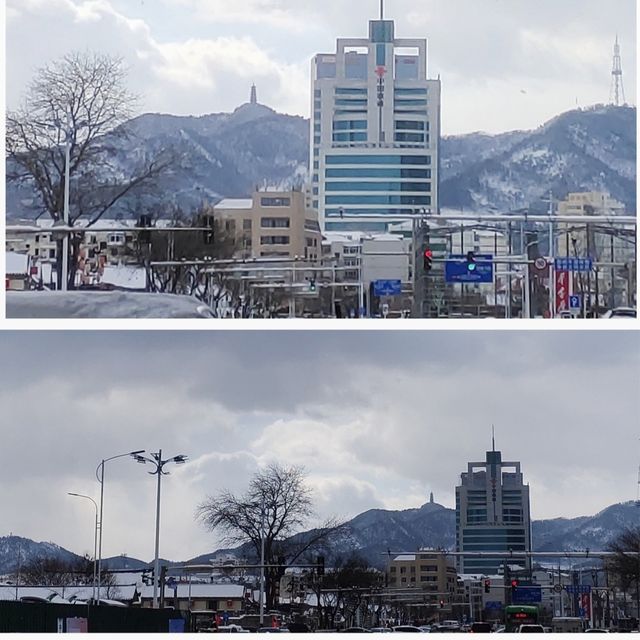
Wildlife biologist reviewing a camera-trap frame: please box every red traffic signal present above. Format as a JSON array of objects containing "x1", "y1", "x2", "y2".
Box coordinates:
[
  {"x1": 510, "y1": 579, "x2": 519, "y2": 589},
  {"x1": 423, "y1": 248, "x2": 433, "y2": 272},
  {"x1": 484, "y1": 579, "x2": 491, "y2": 593},
  {"x1": 439, "y1": 599, "x2": 445, "y2": 609}
]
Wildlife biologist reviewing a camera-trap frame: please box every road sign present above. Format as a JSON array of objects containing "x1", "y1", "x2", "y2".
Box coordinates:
[
  {"x1": 554, "y1": 257, "x2": 593, "y2": 272},
  {"x1": 373, "y1": 279, "x2": 402, "y2": 296},
  {"x1": 485, "y1": 601, "x2": 503, "y2": 610},
  {"x1": 534, "y1": 257, "x2": 548, "y2": 271},
  {"x1": 565, "y1": 585, "x2": 591, "y2": 595},
  {"x1": 512, "y1": 586, "x2": 543, "y2": 604},
  {"x1": 569, "y1": 294, "x2": 581, "y2": 310},
  {"x1": 553, "y1": 584, "x2": 563, "y2": 594},
  {"x1": 445, "y1": 254, "x2": 494, "y2": 283}
]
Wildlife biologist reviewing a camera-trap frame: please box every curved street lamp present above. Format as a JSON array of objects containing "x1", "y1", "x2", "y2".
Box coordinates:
[
  {"x1": 133, "y1": 450, "x2": 188, "y2": 608},
  {"x1": 95, "y1": 449, "x2": 145, "y2": 604},
  {"x1": 67, "y1": 492, "x2": 98, "y2": 601}
]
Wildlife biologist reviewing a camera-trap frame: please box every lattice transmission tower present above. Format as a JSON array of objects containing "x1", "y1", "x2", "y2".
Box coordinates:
[{"x1": 609, "y1": 35, "x2": 626, "y2": 106}]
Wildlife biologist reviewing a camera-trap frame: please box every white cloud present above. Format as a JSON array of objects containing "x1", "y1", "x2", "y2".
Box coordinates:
[{"x1": 7, "y1": 0, "x2": 636, "y2": 132}]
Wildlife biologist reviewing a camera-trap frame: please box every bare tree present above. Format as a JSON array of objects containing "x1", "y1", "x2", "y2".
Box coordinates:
[
  {"x1": 607, "y1": 526, "x2": 640, "y2": 622},
  {"x1": 6, "y1": 51, "x2": 173, "y2": 287},
  {"x1": 15, "y1": 554, "x2": 116, "y2": 592},
  {"x1": 309, "y1": 554, "x2": 382, "y2": 629},
  {"x1": 197, "y1": 463, "x2": 343, "y2": 609}
]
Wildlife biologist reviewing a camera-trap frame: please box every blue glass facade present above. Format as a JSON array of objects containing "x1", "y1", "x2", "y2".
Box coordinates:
[
  {"x1": 326, "y1": 168, "x2": 431, "y2": 178},
  {"x1": 326, "y1": 181, "x2": 430, "y2": 192},
  {"x1": 326, "y1": 155, "x2": 431, "y2": 165},
  {"x1": 326, "y1": 195, "x2": 431, "y2": 205}
]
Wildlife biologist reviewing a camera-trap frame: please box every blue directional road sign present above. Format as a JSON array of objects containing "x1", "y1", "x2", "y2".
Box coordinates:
[
  {"x1": 512, "y1": 586, "x2": 543, "y2": 604},
  {"x1": 565, "y1": 585, "x2": 591, "y2": 595},
  {"x1": 373, "y1": 279, "x2": 402, "y2": 296},
  {"x1": 554, "y1": 257, "x2": 593, "y2": 272},
  {"x1": 445, "y1": 254, "x2": 494, "y2": 284},
  {"x1": 569, "y1": 294, "x2": 581, "y2": 310}
]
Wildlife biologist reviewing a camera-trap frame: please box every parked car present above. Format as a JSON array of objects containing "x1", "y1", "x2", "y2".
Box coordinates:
[
  {"x1": 342, "y1": 628, "x2": 372, "y2": 633},
  {"x1": 393, "y1": 625, "x2": 425, "y2": 632},
  {"x1": 6, "y1": 290, "x2": 216, "y2": 318}
]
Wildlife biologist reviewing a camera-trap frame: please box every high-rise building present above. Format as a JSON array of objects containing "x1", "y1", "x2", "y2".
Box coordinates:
[
  {"x1": 455, "y1": 446, "x2": 531, "y2": 575},
  {"x1": 310, "y1": 9, "x2": 440, "y2": 232}
]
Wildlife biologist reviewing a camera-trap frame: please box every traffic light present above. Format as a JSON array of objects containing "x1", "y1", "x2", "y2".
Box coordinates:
[
  {"x1": 466, "y1": 251, "x2": 477, "y2": 272},
  {"x1": 484, "y1": 579, "x2": 491, "y2": 593},
  {"x1": 423, "y1": 248, "x2": 433, "y2": 272},
  {"x1": 439, "y1": 599, "x2": 445, "y2": 609},
  {"x1": 510, "y1": 579, "x2": 519, "y2": 590},
  {"x1": 203, "y1": 217, "x2": 215, "y2": 245},
  {"x1": 317, "y1": 555, "x2": 325, "y2": 576},
  {"x1": 307, "y1": 277, "x2": 317, "y2": 292}
]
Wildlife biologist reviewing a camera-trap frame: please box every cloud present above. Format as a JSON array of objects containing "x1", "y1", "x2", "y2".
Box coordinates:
[{"x1": 7, "y1": 0, "x2": 636, "y2": 133}]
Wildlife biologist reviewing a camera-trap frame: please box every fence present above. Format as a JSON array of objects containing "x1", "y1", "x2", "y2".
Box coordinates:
[{"x1": 0, "y1": 600, "x2": 186, "y2": 633}]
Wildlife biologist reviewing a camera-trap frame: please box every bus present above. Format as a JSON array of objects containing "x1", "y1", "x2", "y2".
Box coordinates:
[{"x1": 504, "y1": 606, "x2": 539, "y2": 632}]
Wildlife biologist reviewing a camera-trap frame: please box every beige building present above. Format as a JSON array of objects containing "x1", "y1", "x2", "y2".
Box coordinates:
[
  {"x1": 555, "y1": 191, "x2": 634, "y2": 307},
  {"x1": 387, "y1": 550, "x2": 459, "y2": 605},
  {"x1": 212, "y1": 190, "x2": 322, "y2": 262},
  {"x1": 555, "y1": 191, "x2": 628, "y2": 258}
]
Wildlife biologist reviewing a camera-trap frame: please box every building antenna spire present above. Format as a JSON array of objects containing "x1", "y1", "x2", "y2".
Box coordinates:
[
  {"x1": 380, "y1": 0, "x2": 384, "y2": 19},
  {"x1": 492, "y1": 424, "x2": 496, "y2": 452}
]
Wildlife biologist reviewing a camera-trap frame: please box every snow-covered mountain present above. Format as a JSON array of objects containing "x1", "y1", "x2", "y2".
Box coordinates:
[
  {"x1": 3, "y1": 502, "x2": 638, "y2": 573},
  {"x1": 440, "y1": 104, "x2": 636, "y2": 212},
  {"x1": 0, "y1": 535, "x2": 83, "y2": 575},
  {"x1": 6, "y1": 103, "x2": 635, "y2": 221}
]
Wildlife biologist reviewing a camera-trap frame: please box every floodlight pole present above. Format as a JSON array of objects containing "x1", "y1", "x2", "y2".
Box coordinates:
[{"x1": 133, "y1": 450, "x2": 188, "y2": 608}]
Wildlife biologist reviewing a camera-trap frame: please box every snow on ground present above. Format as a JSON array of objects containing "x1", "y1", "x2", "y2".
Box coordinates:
[{"x1": 100, "y1": 265, "x2": 147, "y2": 289}]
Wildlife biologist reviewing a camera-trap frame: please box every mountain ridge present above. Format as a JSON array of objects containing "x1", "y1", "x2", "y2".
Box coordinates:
[
  {"x1": 3, "y1": 500, "x2": 637, "y2": 574},
  {"x1": 6, "y1": 103, "x2": 635, "y2": 221}
]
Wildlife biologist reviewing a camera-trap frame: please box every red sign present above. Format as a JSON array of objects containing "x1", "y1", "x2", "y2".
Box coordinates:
[
  {"x1": 580, "y1": 593, "x2": 591, "y2": 619},
  {"x1": 555, "y1": 270, "x2": 569, "y2": 313}
]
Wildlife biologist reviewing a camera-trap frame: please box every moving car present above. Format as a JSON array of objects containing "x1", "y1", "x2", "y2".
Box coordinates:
[
  {"x1": 601, "y1": 306, "x2": 636, "y2": 318},
  {"x1": 517, "y1": 624, "x2": 546, "y2": 633}
]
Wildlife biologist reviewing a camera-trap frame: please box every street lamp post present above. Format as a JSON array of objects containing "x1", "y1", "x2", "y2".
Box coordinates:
[
  {"x1": 95, "y1": 450, "x2": 145, "y2": 604},
  {"x1": 67, "y1": 493, "x2": 98, "y2": 601},
  {"x1": 133, "y1": 450, "x2": 188, "y2": 608}
]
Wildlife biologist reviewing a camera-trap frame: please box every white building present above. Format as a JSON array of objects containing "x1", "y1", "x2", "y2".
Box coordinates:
[{"x1": 310, "y1": 11, "x2": 440, "y2": 232}]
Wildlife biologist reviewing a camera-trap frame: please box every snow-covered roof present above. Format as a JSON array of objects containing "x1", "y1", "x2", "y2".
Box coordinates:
[
  {"x1": 214, "y1": 199, "x2": 253, "y2": 210},
  {"x1": 0, "y1": 584, "x2": 138, "y2": 602},
  {"x1": 140, "y1": 583, "x2": 245, "y2": 599},
  {"x1": 392, "y1": 554, "x2": 416, "y2": 562}
]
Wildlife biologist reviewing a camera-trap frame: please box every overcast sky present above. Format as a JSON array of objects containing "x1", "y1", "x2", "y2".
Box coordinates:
[
  {"x1": 6, "y1": 0, "x2": 637, "y2": 134},
  {"x1": 1, "y1": 330, "x2": 638, "y2": 563}
]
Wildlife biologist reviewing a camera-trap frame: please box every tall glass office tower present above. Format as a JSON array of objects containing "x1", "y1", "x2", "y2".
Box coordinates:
[
  {"x1": 310, "y1": 14, "x2": 440, "y2": 232},
  {"x1": 455, "y1": 447, "x2": 532, "y2": 575}
]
